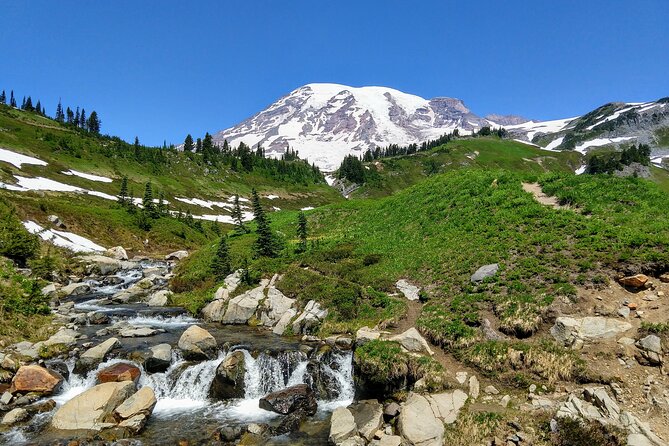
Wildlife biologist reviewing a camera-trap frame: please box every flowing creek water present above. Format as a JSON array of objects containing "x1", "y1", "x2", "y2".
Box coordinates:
[{"x1": 2, "y1": 261, "x2": 354, "y2": 445}]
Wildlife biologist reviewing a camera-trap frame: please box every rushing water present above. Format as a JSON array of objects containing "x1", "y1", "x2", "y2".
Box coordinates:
[{"x1": 2, "y1": 260, "x2": 355, "y2": 445}]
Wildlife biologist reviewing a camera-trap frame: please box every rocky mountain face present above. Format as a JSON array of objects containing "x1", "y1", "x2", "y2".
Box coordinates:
[
  {"x1": 212, "y1": 83, "x2": 669, "y2": 170},
  {"x1": 213, "y1": 83, "x2": 523, "y2": 170}
]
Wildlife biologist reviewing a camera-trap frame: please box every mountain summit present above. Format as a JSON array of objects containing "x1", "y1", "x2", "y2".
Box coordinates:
[{"x1": 213, "y1": 83, "x2": 517, "y2": 170}]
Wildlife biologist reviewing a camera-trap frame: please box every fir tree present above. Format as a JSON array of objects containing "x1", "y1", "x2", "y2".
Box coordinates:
[
  {"x1": 196, "y1": 137, "x2": 202, "y2": 153},
  {"x1": 142, "y1": 182, "x2": 156, "y2": 216},
  {"x1": 134, "y1": 136, "x2": 141, "y2": 159},
  {"x1": 79, "y1": 108, "x2": 87, "y2": 130},
  {"x1": 183, "y1": 134, "x2": 194, "y2": 152},
  {"x1": 251, "y1": 188, "x2": 277, "y2": 257},
  {"x1": 157, "y1": 191, "x2": 167, "y2": 216},
  {"x1": 74, "y1": 107, "x2": 80, "y2": 126},
  {"x1": 9, "y1": 91, "x2": 16, "y2": 108},
  {"x1": 231, "y1": 194, "x2": 247, "y2": 233},
  {"x1": 0, "y1": 90, "x2": 6, "y2": 105},
  {"x1": 118, "y1": 176, "x2": 129, "y2": 206},
  {"x1": 35, "y1": 100, "x2": 42, "y2": 115},
  {"x1": 66, "y1": 107, "x2": 74, "y2": 124},
  {"x1": 296, "y1": 211, "x2": 308, "y2": 253},
  {"x1": 55, "y1": 100, "x2": 64, "y2": 122},
  {"x1": 87, "y1": 111, "x2": 101, "y2": 134},
  {"x1": 210, "y1": 236, "x2": 232, "y2": 280}
]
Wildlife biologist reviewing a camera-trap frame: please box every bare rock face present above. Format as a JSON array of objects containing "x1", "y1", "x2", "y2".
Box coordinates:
[
  {"x1": 398, "y1": 393, "x2": 444, "y2": 446},
  {"x1": 550, "y1": 317, "x2": 632, "y2": 346},
  {"x1": 210, "y1": 351, "x2": 246, "y2": 399},
  {"x1": 258, "y1": 384, "x2": 317, "y2": 416},
  {"x1": 178, "y1": 325, "x2": 217, "y2": 360},
  {"x1": 10, "y1": 365, "x2": 63, "y2": 395}
]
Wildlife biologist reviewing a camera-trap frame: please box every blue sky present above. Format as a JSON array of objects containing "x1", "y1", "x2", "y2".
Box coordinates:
[{"x1": 1, "y1": 0, "x2": 668, "y2": 146}]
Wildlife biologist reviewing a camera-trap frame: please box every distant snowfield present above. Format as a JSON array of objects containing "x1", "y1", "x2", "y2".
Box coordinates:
[
  {"x1": 0, "y1": 148, "x2": 48, "y2": 168},
  {"x1": 191, "y1": 211, "x2": 254, "y2": 223},
  {"x1": 504, "y1": 117, "x2": 577, "y2": 141},
  {"x1": 266, "y1": 195, "x2": 279, "y2": 200},
  {"x1": 23, "y1": 220, "x2": 105, "y2": 253},
  {"x1": 62, "y1": 169, "x2": 113, "y2": 183},
  {"x1": 573, "y1": 137, "x2": 636, "y2": 154},
  {"x1": 174, "y1": 197, "x2": 232, "y2": 210}
]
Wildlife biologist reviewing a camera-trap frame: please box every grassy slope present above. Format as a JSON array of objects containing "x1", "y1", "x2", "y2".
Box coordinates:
[
  {"x1": 353, "y1": 138, "x2": 583, "y2": 198},
  {"x1": 0, "y1": 106, "x2": 341, "y2": 254}
]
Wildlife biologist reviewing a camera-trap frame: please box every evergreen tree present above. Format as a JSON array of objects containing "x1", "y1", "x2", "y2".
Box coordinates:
[
  {"x1": 74, "y1": 107, "x2": 80, "y2": 126},
  {"x1": 66, "y1": 107, "x2": 74, "y2": 124},
  {"x1": 210, "y1": 236, "x2": 232, "y2": 280},
  {"x1": 79, "y1": 108, "x2": 87, "y2": 130},
  {"x1": 196, "y1": 137, "x2": 202, "y2": 153},
  {"x1": 9, "y1": 90, "x2": 16, "y2": 108},
  {"x1": 142, "y1": 182, "x2": 156, "y2": 216},
  {"x1": 87, "y1": 111, "x2": 101, "y2": 134},
  {"x1": 0, "y1": 90, "x2": 6, "y2": 104},
  {"x1": 35, "y1": 100, "x2": 42, "y2": 115},
  {"x1": 157, "y1": 192, "x2": 167, "y2": 216},
  {"x1": 118, "y1": 176, "x2": 129, "y2": 205},
  {"x1": 231, "y1": 194, "x2": 247, "y2": 233},
  {"x1": 251, "y1": 188, "x2": 277, "y2": 257},
  {"x1": 183, "y1": 134, "x2": 194, "y2": 152},
  {"x1": 134, "y1": 136, "x2": 141, "y2": 159},
  {"x1": 297, "y1": 211, "x2": 308, "y2": 253},
  {"x1": 55, "y1": 100, "x2": 64, "y2": 122}
]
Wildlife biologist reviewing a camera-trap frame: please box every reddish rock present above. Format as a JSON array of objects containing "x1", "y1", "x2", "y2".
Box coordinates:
[
  {"x1": 9, "y1": 365, "x2": 63, "y2": 395},
  {"x1": 628, "y1": 302, "x2": 638, "y2": 310},
  {"x1": 619, "y1": 274, "x2": 649, "y2": 288},
  {"x1": 97, "y1": 362, "x2": 141, "y2": 384}
]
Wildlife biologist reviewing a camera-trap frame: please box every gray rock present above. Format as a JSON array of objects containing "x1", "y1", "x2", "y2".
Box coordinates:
[
  {"x1": 292, "y1": 300, "x2": 328, "y2": 334},
  {"x1": 329, "y1": 406, "x2": 358, "y2": 445},
  {"x1": 389, "y1": 327, "x2": 433, "y2": 355},
  {"x1": 1, "y1": 408, "x2": 29, "y2": 425},
  {"x1": 398, "y1": 393, "x2": 444, "y2": 446},
  {"x1": 636, "y1": 335, "x2": 663, "y2": 365},
  {"x1": 356, "y1": 326, "x2": 381, "y2": 346},
  {"x1": 114, "y1": 386, "x2": 156, "y2": 420},
  {"x1": 395, "y1": 279, "x2": 421, "y2": 301},
  {"x1": 147, "y1": 290, "x2": 172, "y2": 307},
  {"x1": 471, "y1": 263, "x2": 499, "y2": 282},
  {"x1": 260, "y1": 287, "x2": 296, "y2": 327},
  {"x1": 75, "y1": 338, "x2": 120, "y2": 373},
  {"x1": 59, "y1": 282, "x2": 91, "y2": 297},
  {"x1": 272, "y1": 309, "x2": 297, "y2": 335},
  {"x1": 210, "y1": 351, "x2": 246, "y2": 399},
  {"x1": 165, "y1": 250, "x2": 188, "y2": 261},
  {"x1": 222, "y1": 281, "x2": 268, "y2": 324},
  {"x1": 178, "y1": 325, "x2": 217, "y2": 360},
  {"x1": 80, "y1": 255, "x2": 124, "y2": 275},
  {"x1": 105, "y1": 246, "x2": 128, "y2": 261},
  {"x1": 550, "y1": 316, "x2": 632, "y2": 346},
  {"x1": 349, "y1": 400, "x2": 384, "y2": 441},
  {"x1": 425, "y1": 389, "x2": 468, "y2": 424},
  {"x1": 144, "y1": 344, "x2": 171, "y2": 373},
  {"x1": 469, "y1": 375, "x2": 480, "y2": 400}
]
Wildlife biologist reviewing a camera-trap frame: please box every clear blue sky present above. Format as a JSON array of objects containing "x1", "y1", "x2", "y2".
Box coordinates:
[{"x1": 1, "y1": 0, "x2": 668, "y2": 146}]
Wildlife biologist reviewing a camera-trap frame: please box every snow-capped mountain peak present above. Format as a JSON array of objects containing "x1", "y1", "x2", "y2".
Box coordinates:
[{"x1": 213, "y1": 83, "x2": 493, "y2": 170}]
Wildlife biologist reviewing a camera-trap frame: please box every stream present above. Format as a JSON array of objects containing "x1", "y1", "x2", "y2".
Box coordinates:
[{"x1": 2, "y1": 260, "x2": 354, "y2": 445}]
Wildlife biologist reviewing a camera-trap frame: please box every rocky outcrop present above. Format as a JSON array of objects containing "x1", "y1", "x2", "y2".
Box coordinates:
[
  {"x1": 75, "y1": 338, "x2": 120, "y2": 373},
  {"x1": 178, "y1": 325, "x2": 217, "y2": 360},
  {"x1": 147, "y1": 290, "x2": 172, "y2": 307},
  {"x1": 389, "y1": 328, "x2": 434, "y2": 356},
  {"x1": 292, "y1": 300, "x2": 328, "y2": 335},
  {"x1": 165, "y1": 250, "x2": 188, "y2": 261},
  {"x1": 222, "y1": 280, "x2": 269, "y2": 324},
  {"x1": 51, "y1": 381, "x2": 135, "y2": 431},
  {"x1": 636, "y1": 335, "x2": 663, "y2": 366},
  {"x1": 202, "y1": 270, "x2": 243, "y2": 322},
  {"x1": 272, "y1": 309, "x2": 297, "y2": 335},
  {"x1": 210, "y1": 351, "x2": 246, "y2": 399},
  {"x1": 259, "y1": 384, "x2": 317, "y2": 415},
  {"x1": 425, "y1": 390, "x2": 468, "y2": 424},
  {"x1": 395, "y1": 279, "x2": 420, "y2": 301},
  {"x1": 356, "y1": 326, "x2": 381, "y2": 346},
  {"x1": 349, "y1": 399, "x2": 384, "y2": 441},
  {"x1": 105, "y1": 246, "x2": 128, "y2": 260},
  {"x1": 557, "y1": 387, "x2": 665, "y2": 446},
  {"x1": 471, "y1": 263, "x2": 499, "y2": 282},
  {"x1": 329, "y1": 406, "x2": 358, "y2": 445},
  {"x1": 80, "y1": 255, "x2": 126, "y2": 275},
  {"x1": 260, "y1": 287, "x2": 296, "y2": 327},
  {"x1": 9, "y1": 365, "x2": 63, "y2": 395},
  {"x1": 59, "y1": 282, "x2": 91, "y2": 298},
  {"x1": 97, "y1": 363, "x2": 141, "y2": 384},
  {"x1": 550, "y1": 316, "x2": 632, "y2": 346}
]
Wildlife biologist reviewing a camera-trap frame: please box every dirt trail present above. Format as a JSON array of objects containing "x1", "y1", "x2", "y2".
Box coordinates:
[{"x1": 521, "y1": 182, "x2": 569, "y2": 210}]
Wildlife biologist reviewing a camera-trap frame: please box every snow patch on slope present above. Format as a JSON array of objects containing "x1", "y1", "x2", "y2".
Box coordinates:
[
  {"x1": 23, "y1": 221, "x2": 105, "y2": 253},
  {"x1": 62, "y1": 169, "x2": 113, "y2": 183},
  {"x1": 0, "y1": 148, "x2": 48, "y2": 168}
]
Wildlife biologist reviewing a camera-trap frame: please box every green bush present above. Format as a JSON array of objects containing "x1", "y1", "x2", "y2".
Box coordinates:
[{"x1": 0, "y1": 203, "x2": 39, "y2": 266}]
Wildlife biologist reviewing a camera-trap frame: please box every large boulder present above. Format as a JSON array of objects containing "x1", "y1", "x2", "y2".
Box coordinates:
[
  {"x1": 349, "y1": 399, "x2": 384, "y2": 441},
  {"x1": 43, "y1": 327, "x2": 79, "y2": 347},
  {"x1": 1, "y1": 408, "x2": 29, "y2": 425},
  {"x1": 355, "y1": 326, "x2": 381, "y2": 346},
  {"x1": 97, "y1": 363, "x2": 141, "y2": 384},
  {"x1": 273, "y1": 309, "x2": 297, "y2": 335},
  {"x1": 619, "y1": 274, "x2": 649, "y2": 288},
  {"x1": 147, "y1": 290, "x2": 172, "y2": 307},
  {"x1": 202, "y1": 299, "x2": 228, "y2": 322},
  {"x1": 550, "y1": 317, "x2": 632, "y2": 346},
  {"x1": 75, "y1": 337, "x2": 120, "y2": 374},
  {"x1": 636, "y1": 335, "x2": 663, "y2": 365},
  {"x1": 178, "y1": 325, "x2": 217, "y2": 360},
  {"x1": 105, "y1": 246, "x2": 129, "y2": 261},
  {"x1": 51, "y1": 381, "x2": 135, "y2": 431},
  {"x1": 329, "y1": 406, "x2": 358, "y2": 445},
  {"x1": 59, "y1": 282, "x2": 91, "y2": 298},
  {"x1": 144, "y1": 343, "x2": 172, "y2": 373},
  {"x1": 9, "y1": 365, "x2": 63, "y2": 395},
  {"x1": 210, "y1": 351, "x2": 246, "y2": 399},
  {"x1": 81, "y1": 255, "x2": 124, "y2": 275},
  {"x1": 425, "y1": 390, "x2": 468, "y2": 424},
  {"x1": 471, "y1": 263, "x2": 499, "y2": 282},
  {"x1": 398, "y1": 393, "x2": 444, "y2": 446},
  {"x1": 292, "y1": 300, "x2": 329, "y2": 335},
  {"x1": 389, "y1": 327, "x2": 434, "y2": 356},
  {"x1": 165, "y1": 250, "x2": 188, "y2": 261},
  {"x1": 114, "y1": 386, "x2": 156, "y2": 420},
  {"x1": 222, "y1": 282, "x2": 268, "y2": 324},
  {"x1": 259, "y1": 384, "x2": 317, "y2": 416}
]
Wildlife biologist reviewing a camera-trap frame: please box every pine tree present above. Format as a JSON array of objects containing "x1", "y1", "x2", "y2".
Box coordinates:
[
  {"x1": 9, "y1": 91, "x2": 16, "y2": 108},
  {"x1": 142, "y1": 182, "x2": 156, "y2": 216},
  {"x1": 55, "y1": 100, "x2": 64, "y2": 122},
  {"x1": 0, "y1": 90, "x2": 6, "y2": 104},
  {"x1": 35, "y1": 100, "x2": 42, "y2": 115},
  {"x1": 74, "y1": 107, "x2": 80, "y2": 126},
  {"x1": 87, "y1": 111, "x2": 100, "y2": 134},
  {"x1": 157, "y1": 191, "x2": 167, "y2": 216},
  {"x1": 118, "y1": 176, "x2": 129, "y2": 206},
  {"x1": 297, "y1": 211, "x2": 308, "y2": 253},
  {"x1": 210, "y1": 236, "x2": 232, "y2": 280},
  {"x1": 231, "y1": 194, "x2": 247, "y2": 233},
  {"x1": 183, "y1": 134, "x2": 194, "y2": 152},
  {"x1": 66, "y1": 107, "x2": 73, "y2": 123},
  {"x1": 79, "y1": 108, "x2": 87, "y2": 130},
  {"x1": 251, "y1": 188, "x2": 277, "y2": 257},
  {"x1": 134, "y1": 136, "x2": 141, "y2": 159},
  {"x1": 196, "y1": 138, "x2": 202, "y2": 153}
]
